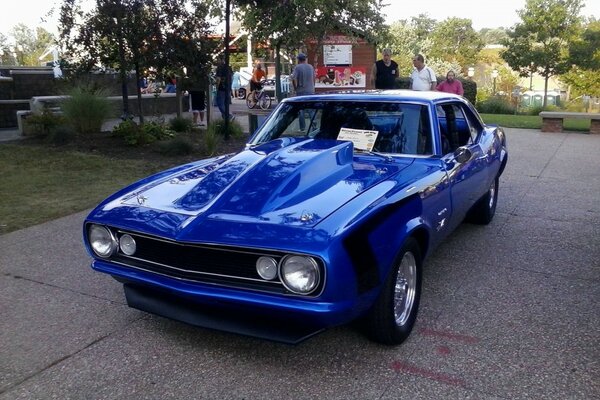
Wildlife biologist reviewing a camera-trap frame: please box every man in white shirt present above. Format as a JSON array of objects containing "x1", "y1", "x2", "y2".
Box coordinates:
[{"x1": 410, "y1": 54, "x2": 437, "y2": 91}]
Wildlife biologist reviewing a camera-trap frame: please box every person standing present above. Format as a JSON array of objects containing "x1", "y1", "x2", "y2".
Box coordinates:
[
  {"x1": 436, "y1": 70, "x2": 464, "y2": 96},
  {"x1": 189, "y1": 89, "x2": 206, "y2": 126},
  {"x1": 215, "y1": 55, "x2": 234, "y2": 121},
  {"x1": 370, "y1": 48, "x2": 399, "y2": 89},
  {"x1": 290, "y1": 53, "x2": 315, "y2": 131},
  {"x1": 410, "y1": 54, "x2": 437, "y2": 91},
  {"x1": 231, "y1": 70, "x2": 241, "y2": 99}
]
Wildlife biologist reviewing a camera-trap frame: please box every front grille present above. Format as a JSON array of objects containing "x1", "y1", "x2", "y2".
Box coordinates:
[{"x1": 106, "y1": 230, "x2": 323, "y2": 296}]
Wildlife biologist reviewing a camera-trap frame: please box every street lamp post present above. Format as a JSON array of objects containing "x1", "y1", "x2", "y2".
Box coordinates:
[
  {"x1": 113, "y1": 16, "x2": 129, "y2": 120},
  {"x1": 492, "y1": 69, "x2": 498, "y2": 95},
  {"x1": 223, "y1": 0, "x2": 231, "y2": 140},
  {"x1": 529, "y1": 62, "x2": 534, "y2": 91},
  {"x1": 467, "y1": 67, "x2": 475, "y2": 79},
  {"x1": 16, "y1": 45, "x2": 23, "y2": 65}
]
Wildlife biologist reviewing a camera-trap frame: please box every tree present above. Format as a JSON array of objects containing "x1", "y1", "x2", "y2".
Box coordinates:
[
  {"x1": 58, "y1": 0, "x2": 217, "y2": 121},
  {"x1": 234, "y1": 0, "x2": 386, "y2": 100},
  {"x1": 561, "y1": 19, "x2": 600, "y2": 98},
  {"x1": 429, "y1": 18, "x2": 483, "y2": 71},
  {"x1": 501, "y1": 0, "x2": 583, "y2": 107},
  {"x1": 0, "y1": 24, "x2": 56, "y2": 66},
  {"x1": 410, "y1": 14, "x2": 437, "y2": 43},
  {"x1": 479, "y1": 28, "x2": 509, "y2": 46},
  {"x1": 568, "y1": 19, "x2": 600, "y2": 70},
  {"x1": 385, "y1": 20, "x2": 420, "y2": 76}
]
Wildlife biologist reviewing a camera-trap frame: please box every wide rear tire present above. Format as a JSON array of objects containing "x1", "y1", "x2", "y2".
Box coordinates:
[
  {"x1": 468, "y1": 176, "x2": 499, "y2": 225},
  {"x1": 365, "y1": 238, "x2": 422, "y2": 345}
]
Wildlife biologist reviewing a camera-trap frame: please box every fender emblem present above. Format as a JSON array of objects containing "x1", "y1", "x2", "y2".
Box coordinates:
[
  {"x1": 137, "y1": 195, "x2": 148, "y2": 205},
  {"x1": 436, "y1": 218, "x2": 446, "y2": 231}
]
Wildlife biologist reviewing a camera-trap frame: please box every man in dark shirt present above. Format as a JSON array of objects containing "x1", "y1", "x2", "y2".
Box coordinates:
[
  {"x1": 215, "y1": 55, "x2": 234, "y2": 121},
  {"x1": 370, "y1": 48, "x2": 399, "y2": 89}
]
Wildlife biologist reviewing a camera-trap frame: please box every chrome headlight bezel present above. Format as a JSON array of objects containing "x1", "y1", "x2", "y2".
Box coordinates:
[
  {"x1": 279, "y1": 255, "x2": 320, "y2": 295},
  {"x1": 119, "y1": 234, "x2": 137, "y2": 256},
  {"x1": 88, "y1": 224, "x2": 118, "y2": 258},
  {"x1": 256, "y1": 256, "x2": 278, "y2": 280}
]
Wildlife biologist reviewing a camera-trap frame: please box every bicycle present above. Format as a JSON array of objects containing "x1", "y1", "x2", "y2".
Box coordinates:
[{"x1": 246, "y1": 81, "x2": 272, "y2": 110}]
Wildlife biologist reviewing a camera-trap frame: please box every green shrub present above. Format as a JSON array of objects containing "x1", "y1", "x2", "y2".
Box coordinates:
[
  {"x1": 155, "y1": 137, "x2": 195, "y2": 156},
  {"x1": 476, "y1": 96, "x2": 515, "y2": 114},
  {"x1": 203, "y1": 128, "x2": 221, "y2": 156},
  {"x1": 112, "y1": 120, "x2": 175, "y2": 146},
  {"x1": 395, "y1": 77, "x2": 411, "y2": 89},
  {"x1": 112, "y1": 120, "x2": 148, "y2": 146},
  {"x1": 563, "y1": 100, "x2": 586, "y2": 112},
  {"x1": 461, "y1": 79, "x2": 477, "y2": 105},
  {"x1": 208, "y1": 119, "x2": 244, "y2": 139},
  {"x1": 143, "y1": 121, "x2": 176, "y2": 141},
  {"x1": 520, "y1": 104, "x2": 561, "y2": 116},
  {"x1": 62, "y1": 86, "x2": 113, "y2": 134},
  {"x1": 25, "y1": 109, "x2": 67, "y2": 138},
  {"x1": 169, "y1": 116, "x2": 193, "y2": 133}
]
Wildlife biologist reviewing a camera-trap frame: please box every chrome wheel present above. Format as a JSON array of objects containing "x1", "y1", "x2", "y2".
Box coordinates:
[{"x1": 394, "y1": 251, "x2": 417, "y2": 326}]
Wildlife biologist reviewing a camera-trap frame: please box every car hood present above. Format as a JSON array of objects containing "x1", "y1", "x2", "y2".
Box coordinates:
[{"x1": 93, "y1": 138, "x2": 413, "y2": 234}]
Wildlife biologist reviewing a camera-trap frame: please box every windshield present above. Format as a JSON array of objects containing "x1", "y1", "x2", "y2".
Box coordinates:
[{"x1": 249, "y1": 101, "x2": 433, "y2": 155}]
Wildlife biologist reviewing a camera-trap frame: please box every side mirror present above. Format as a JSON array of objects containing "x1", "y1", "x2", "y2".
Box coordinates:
[{"x1": 453, "y1": 146, "x2": 472, "y2": 164}]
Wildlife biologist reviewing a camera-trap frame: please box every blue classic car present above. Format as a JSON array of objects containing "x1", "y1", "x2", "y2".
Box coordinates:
[{"x1": 84, "y1": 90, "x2": 507, "y2": 345}]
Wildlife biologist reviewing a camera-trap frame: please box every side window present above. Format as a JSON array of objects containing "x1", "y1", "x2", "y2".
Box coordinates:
[
  {"x1": 437, "y1": 102, "x2": 480, "y2": 154},
  {"x1": 461, "y1": 106, "x2": 483, "y2": 143}
]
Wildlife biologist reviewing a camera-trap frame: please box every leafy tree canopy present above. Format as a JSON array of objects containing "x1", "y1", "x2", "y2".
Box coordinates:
[
  {"x1": 0, "y1": 25, "x2": 56, "y2": 66},
  {"x1": 234, "y1": 0, "x2": 387, "y2": 58},
  {"x1": 59, "y1": 0, "x2": 217, "y2": 80},
  {"x1": 501, "y1": 0, "x2": 584, "y2": 105},
  {"x1": 429, "y1": 17, "x2": 483, "y2": 69}
]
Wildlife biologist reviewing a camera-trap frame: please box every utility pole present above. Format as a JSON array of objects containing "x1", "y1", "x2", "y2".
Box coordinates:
[{"x1": 223, "y1": 0, "x2": 231, "y2": 140}]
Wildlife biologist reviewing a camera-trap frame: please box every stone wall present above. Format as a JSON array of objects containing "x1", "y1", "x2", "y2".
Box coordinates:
[
  {"x1": 0, "y1": 67, "x2": 174, "y2": 128},
  {"x1": 0, "y1": 100, "x2": 30, "y2": 127}
]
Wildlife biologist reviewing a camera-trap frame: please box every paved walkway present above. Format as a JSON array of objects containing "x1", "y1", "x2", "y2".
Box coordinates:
[{"x1": 0, "y1": 128, "x2": 598, "y2": 399}]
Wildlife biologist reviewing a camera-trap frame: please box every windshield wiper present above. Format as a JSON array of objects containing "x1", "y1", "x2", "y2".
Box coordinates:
[{"x1": 355, "y1": 148, "x2": 394, "y2": 162}]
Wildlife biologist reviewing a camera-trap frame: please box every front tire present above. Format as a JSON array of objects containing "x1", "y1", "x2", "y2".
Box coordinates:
[
  {"x1": 365, "y1": 238, "x2": 422, "y2": 345},
  {"x1": 468, "y1": 176, "x2": 498, "y2": 225},
  {"x1": 246, "y1": 92, "x2": 257, "y2": 109},
  {"x1": 259, "y1": 94, "x2": 272, "y2": 110}
]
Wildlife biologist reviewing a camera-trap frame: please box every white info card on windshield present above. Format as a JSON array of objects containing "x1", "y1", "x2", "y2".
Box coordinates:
[{"x1": 337, "y1": 127, "x2": 380, "y2": 152}]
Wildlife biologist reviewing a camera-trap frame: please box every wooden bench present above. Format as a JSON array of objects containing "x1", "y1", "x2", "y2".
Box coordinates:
[{"x1": 539, "y1": 111, "x2": 600, "y2": 134}]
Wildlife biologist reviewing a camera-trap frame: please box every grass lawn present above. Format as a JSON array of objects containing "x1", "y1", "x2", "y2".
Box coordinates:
[
  {"x1": 481, "y1": 114, "x2": 591, "y2": 131},
  {"x1": 0, "y1": 145, "x2": 164, "y2": 235}
]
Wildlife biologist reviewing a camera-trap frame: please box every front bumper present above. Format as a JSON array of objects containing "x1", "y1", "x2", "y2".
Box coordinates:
[{"x1": 93, "y1": 259, "x2": 361, "y2": 344}]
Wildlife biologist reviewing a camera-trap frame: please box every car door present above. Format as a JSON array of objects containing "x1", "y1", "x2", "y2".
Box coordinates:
[{"x1": 436, "y1": 102, "x2": 487, "y2": 226}]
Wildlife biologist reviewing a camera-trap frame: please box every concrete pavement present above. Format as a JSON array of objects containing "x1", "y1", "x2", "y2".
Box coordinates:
[{"x1": 0, "y1": 128, "x2": 598, "y2": 399}]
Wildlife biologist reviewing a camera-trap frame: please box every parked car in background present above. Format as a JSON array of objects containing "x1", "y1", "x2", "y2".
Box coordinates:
[{"x1": 83, "y1": 90, "x2": 507, "y2": 345}]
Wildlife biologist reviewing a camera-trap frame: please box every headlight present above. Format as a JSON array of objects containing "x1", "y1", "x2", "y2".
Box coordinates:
[
  {"x1": 119, "y1": 234, "x2": 137, "y2": 256},
  {"x1": 256, "y1": 256, "x2": 278, "y2": 280},
  {"x1": 280, "y1": 255, "x2": 320, "y2": 295},
  {"x1": 88, "y1": 224, "x2": 117, "y2": 258}
]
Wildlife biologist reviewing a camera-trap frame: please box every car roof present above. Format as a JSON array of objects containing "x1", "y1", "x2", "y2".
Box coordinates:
[{"x1": 282, "y1": 90, "x2": 466, "y2": 104}]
